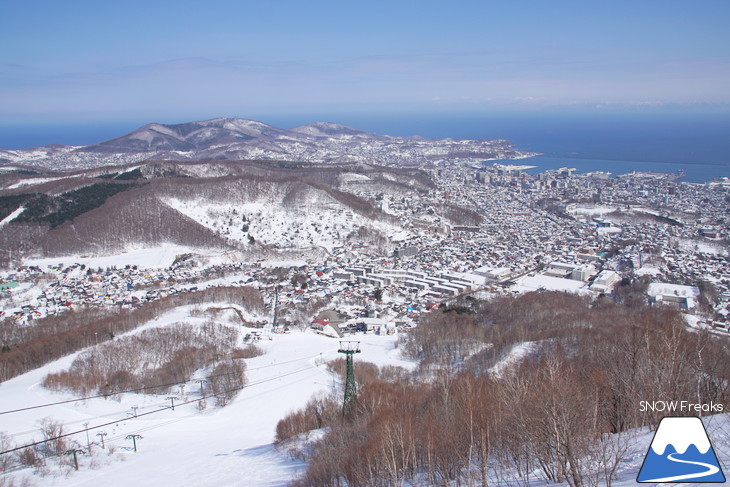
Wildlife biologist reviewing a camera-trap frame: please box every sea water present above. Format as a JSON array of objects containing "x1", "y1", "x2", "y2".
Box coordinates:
[{"x1": 337, "y1": 111, "x2": 730, "y2": 183}]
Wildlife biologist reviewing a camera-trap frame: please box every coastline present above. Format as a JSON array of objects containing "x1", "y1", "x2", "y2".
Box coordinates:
[{"x1": 512, "y1": 154, "x2": 730, "y2": 184}]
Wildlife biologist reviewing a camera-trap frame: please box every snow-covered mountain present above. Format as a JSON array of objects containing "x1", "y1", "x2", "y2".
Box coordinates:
[{"x1": 0, "y1": 117, "x2": 526, "y2": 171}]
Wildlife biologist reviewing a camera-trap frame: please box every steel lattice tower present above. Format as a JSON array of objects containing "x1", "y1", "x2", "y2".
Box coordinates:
[{"x1": 338, "y1": 341, "x2": 361, "y2": 416}]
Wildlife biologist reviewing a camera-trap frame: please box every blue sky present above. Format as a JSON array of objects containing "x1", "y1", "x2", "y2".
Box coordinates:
[{"x1": 2, "y1": 0, "x2": 730, "y2": 126}]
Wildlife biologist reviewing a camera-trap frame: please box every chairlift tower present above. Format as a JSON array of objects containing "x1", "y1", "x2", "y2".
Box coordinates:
[
  {"x1": 338, "y1": 341, "x2": 361, "y2": 416},
  {"x1": 272, "y1": 286, "x2": 279, "y2": 328}
]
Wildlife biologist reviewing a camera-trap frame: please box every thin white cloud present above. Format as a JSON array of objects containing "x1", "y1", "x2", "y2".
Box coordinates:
[{"x1": 1, "y1": 51, "x2": 729, "y2": 122}]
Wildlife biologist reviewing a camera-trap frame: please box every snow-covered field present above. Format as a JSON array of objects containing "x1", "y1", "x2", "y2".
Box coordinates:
[
  {"x1": 571, "y1": 205, "x2": 619, "y2": 216},
  {"x1": 677, "y1": 237, "x2": 729, "y2": 256},
  {"x1": 6, "y1": 177, "x2": 65, "y2": 190},
  {"x1": 513, "y1": 274, "x2": 591, "y2": 294},
  {"x1": 24, "y1": 245, "x2": 197, "y2": 270}
]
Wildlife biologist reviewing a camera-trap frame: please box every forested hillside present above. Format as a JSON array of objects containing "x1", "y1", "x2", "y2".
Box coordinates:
[
  {"x1": 0, "y1": 160, "x2": 434, "y2": 263},
  {"x1": 279, "y1": 292, "x2": 730, "y2": 487}
]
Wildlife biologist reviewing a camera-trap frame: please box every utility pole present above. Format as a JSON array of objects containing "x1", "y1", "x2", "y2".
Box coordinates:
[
  {"x1": 65, "y1": 449, "x2": 83, "y2": 470},
  {"x1": 83, "y1": 422, "x2": 91, "y2": 452},
  {"x1": 96, "y1": 431, "x2": 107, "y2": 449},
  {"x1": 126, "y1": 434, "x2": 143, "y2": 453},
  {"x1": 338, "y1": 341, "x2": 361, "y2": 416}
]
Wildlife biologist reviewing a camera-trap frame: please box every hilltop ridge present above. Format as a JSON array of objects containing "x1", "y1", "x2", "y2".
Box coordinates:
[{"x1": 0, "y1": 117, "x2": 526, "y2": 171}]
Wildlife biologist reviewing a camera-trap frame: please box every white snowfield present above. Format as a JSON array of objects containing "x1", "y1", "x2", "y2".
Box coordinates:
[
  {"x1": 7, "y1": 177, "x2": 65, "y2": 189},
  {"x1": 0, "y1": 325, "x2": 413, "y2": 487},
  {"x1": 0, "y1": 206, "x2": 25, "y2": 228},
  {"x1": 25, "y1": 245, "x2": 193, "y2": 270},
  {"x1": 513, "y1": 274, "x2": 591, "y2": 294}
]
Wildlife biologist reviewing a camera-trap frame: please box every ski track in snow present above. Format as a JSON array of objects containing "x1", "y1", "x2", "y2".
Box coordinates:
[{"x1": 640, "y1": 452, "x2": 720, "y2": 482}]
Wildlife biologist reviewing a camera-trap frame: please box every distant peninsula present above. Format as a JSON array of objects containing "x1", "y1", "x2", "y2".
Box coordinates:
[{"x1": 0, "y1": 117, "x2": 532, "y2": 172}]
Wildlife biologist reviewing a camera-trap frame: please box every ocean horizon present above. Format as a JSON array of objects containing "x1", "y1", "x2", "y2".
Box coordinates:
[{"x1": 1, "y1": 111, "x2": 728, "y2": 183}]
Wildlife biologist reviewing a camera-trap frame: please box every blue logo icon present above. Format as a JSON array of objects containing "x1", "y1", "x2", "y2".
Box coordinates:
[{"x1": 637, "y1": 416, "x2": 725, "y2": 483}]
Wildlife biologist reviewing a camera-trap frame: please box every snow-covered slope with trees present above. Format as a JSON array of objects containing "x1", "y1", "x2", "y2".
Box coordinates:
[
  {"x1": 0, "y1": 299, "x2": 414, "y2": 487},
  {"x1": 0, "y1": 160, "x2": 425, "y2": 262},
  {"x1": 3, "y1": 317, "x2": 729, "y2": 487}
]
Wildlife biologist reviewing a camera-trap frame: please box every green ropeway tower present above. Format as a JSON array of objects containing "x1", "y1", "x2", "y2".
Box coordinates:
[{"x1": 338, "y1": 341, "x2": 361, "y2": 416}]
